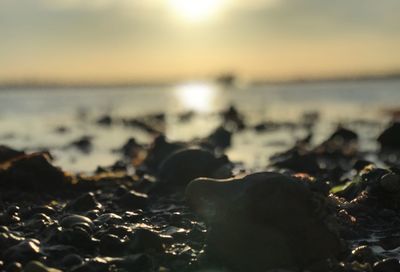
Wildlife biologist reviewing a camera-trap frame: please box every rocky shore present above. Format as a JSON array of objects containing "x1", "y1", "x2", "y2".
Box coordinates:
[{"x1": 1, "y1": 107, "x2": 400, "y2": 272}]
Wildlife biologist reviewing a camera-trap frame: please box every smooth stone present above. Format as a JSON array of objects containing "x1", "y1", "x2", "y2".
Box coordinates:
[
  {"x1": 60, "y1": 254, "x2": 84, "y2": 268},
  {"x1": 5, "y1": 262, "x2": 23, "y2": 272},
  {"x1": 95, "y1": 213, "x2": 123, "y2": 226},
  {"x1": 66, "y1": 193, "x2": 102, "y2": 212},
  {"x1": 380, "y1": 173, "x2": 400, "y2": 193},
  {"x1": 158, "y1": 148, "x2": 231, "y2": 186},
  {"x1": 99, "y1": 234, "x2": 125, "y2": 256},
  {"x1": 117, "y1": 191, "x2": 148, "y2": 209},
  {"x1": 186, "y1": 172, "x2": 343, "y2": 271},
  {"x1": 3, "y1": 239, "x2": 41, "y2": 263},
  {"x1": 351, "y1": 245, "x2": 376, "y2": 263},
  {"x1": 60, "y1": 215, "x2": 94, "y2": 233},
  {"x1": 373, "y1": 258, "x2": 400, "y2": 272},
  {"x1": 23, "y1": 261, "x2": 62, "y2": 272},
  {"x1": 126, "y1": 229, "x2": 164, "y2": 254}
]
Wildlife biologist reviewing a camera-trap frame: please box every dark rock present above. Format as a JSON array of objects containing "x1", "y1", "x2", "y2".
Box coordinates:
[
  {"x1": 60, "y1": 215, "x2": 94, "y2": 233},
  {"x1": 99, "y1": 234, "x2": 125, "y2": 256},
  {"x1": 0, "y1": 152, "x2": 70, "y2": 192},
  {"x1": 0, "y1": 145, "x2": 24, "y2": 164},
  {"x1": 3, "y1": 239, "x2": 41, "y2": 263},
  {"x1": 66, "y1": 193, "x2": 102, "y2": 212},
  {"x1": 5, "y1": 262, "x2": 22, "y2": 272},
  {"x1": 97, "y1": 115, "x2": 112, "y2": 126},
  {"x1": 186, "y1": 172, "x2": 343, "y2": 271},
  {"x1": 70, "y1": 136, "x2": 93, "y2": 154},
  {"x1": 328, "y1": 127, "x2": 358, "y2": 142},
  {"x1": 144, "y1": 135, "x2": 185, "y2": 170},
  {"x1": 23, "y1": 261, "x2": 62, "y2": 272},
  {"x1": 221, "y1": 105, "x2": 245, "y2": 130},
  {"x1": 351, "y1": 245, "x2": 376, "y2": 263},
  {"x1": 118, "y1": 137, "x2": 143, "y2": 158},
  {"x1": 0, "y1": 232, "x2": 24, "y2": 251},
  {"x1": 126, "y1": 229, "x2": 164, "y2": 254},
  {"x1": 117, "y1": 191, "x2": 148, "y2": 209},
  {"x1": 158, "y1": 148, "x2": 232, "y2": 186},
  {"x1": 205, "y1": 126, "x2": 232, "y2": 150},
  {"x1": 60, "y1": 254, "x2": 84, "y2": 268},
  {"x1": 378, "y1": 122, "x2": 400, "y2": 150},
  {"x1": 95, "y1": 213, "x2": 123, "y2": 226},
  {"x1": 380, "y1": 173, "x2": 400, "y2": 193},
  {"x1": 373, "y1": 258, "x2": 400, "y2": 272}
]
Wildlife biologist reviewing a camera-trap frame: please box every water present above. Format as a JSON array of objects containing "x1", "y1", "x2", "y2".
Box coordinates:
[{"x1": 0, "y1": 79, "x2": 399, "y2": 172}]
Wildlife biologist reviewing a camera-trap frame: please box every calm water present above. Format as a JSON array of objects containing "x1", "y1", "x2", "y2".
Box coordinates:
[{"x1": 0, "y1": 79, "x2": 399, "y2": 172}]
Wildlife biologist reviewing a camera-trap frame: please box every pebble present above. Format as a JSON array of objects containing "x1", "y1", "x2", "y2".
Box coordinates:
[
  {"x1": 373, "y1": 258, "x2": 400, "y2": 272},
  {"x1": 117, "y1": 191, "x2": 148, "y2": 209},
  {"x1": 66, "y1": 193, "x2": 102, "y2": 212},
  {"x1": 60, "y1": 215, "x2": 94, "y2": 233},
  {"x1": 23, "y1": 261, "x2": 62, "y2": 272},
  {"x1": 3, "y1": 239, "x2": 41, "y2": 263}
]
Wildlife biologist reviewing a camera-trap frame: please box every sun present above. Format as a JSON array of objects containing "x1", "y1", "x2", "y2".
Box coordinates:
[{"x1": 169, "y1": 0, "x2": 224, "y2": 22}]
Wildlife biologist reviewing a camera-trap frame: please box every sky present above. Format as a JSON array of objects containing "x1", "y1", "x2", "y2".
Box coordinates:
[{"x1": 1, "y1": 0, "x2": 400, "y2": 83}]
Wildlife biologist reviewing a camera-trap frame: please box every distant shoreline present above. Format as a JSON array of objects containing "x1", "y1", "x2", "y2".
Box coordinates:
[{"x1": 1, "y1": 72, "x2": 399, "y2": 90}]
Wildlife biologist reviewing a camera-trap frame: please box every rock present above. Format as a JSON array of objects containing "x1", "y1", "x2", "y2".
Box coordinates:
[
  {"x1": 70, "y1": 136, "x2": 93, "y2": 154},
  {"x1": 22, "y1": 261, "x2": 62, "y2": 272},
  {"x1": 95, "y1": 213, "x2": 123, "y2": 226},
  {"x1": 144, "y1": 135, "x2": 185, "y2": 170},
  {"x1": 126, "y1": 229, "x2": 164, "y2": 254},
  {"x1": 158, "y1": 148, "x2": 232, "y2": 186},
  {"x1": 328, "y1": 127, "x2": 358, "y2": 143},
  {"x1": 5, "y1": 262, "x2": 22, "y2": 272},
  {"x1": 0, "y1": 145, "x2": 24, "y2": 164},
  {"x1": 60, "y1": 254, "x2": 84, "y2": 268},
  {"x1": 221, "y1": 105, "x2": 245, "y2": 130},
  {"x1": 0, "y1": 232, "x2": 25, "y2": 251},
  {"x1": 351, "y1": 245, "x2": 377, "y2": 263},
  {"x1": 373, "y1": 258, "x2": 400, "y2": 272},
  {"x1": 99, "y1": 234, "x2": 125, "y2": 256},
  {"x1": 97, "y1": 115, "x2": 112, "y2": 126},
  {"x1": 0, "y1": 152, "x2": 70, "y2": 192},
  {"x1": 117, "y1": 190, "x2": 148, "y2": 209},
  {"x1": 119, "y1": 138, "x2": 143, "y2": 158},
  {"x1": 3, "y1": 239, "x2": 41, "y2": 263},
  {"x1": 204, "y1": 126, "x2": 232, "y2": 150},
  {"x1": 185, "y1": 172, "x2": 343, "y2": 271},
  {"x1": 66, "y1": 193, "x2": 102, "y2": 212},
  {"x1": 378, "y1": 122, "x2": 400, "y2": 150},
  {"x1": 380, "y1": 173, "x2": 400, "y2": 193},
  {"x1": 60, "y1": 215, "x2": 94, "y2": 233}
]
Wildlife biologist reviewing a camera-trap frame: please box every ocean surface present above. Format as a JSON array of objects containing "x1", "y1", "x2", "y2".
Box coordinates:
[{"x1": 0, "y1": 79, "x2": 399, "y2": 173}]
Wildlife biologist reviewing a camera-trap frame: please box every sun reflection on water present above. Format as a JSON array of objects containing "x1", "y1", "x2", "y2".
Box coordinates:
[{"x1": 175, "y1": 82, "x2": 218, "y2": 112}]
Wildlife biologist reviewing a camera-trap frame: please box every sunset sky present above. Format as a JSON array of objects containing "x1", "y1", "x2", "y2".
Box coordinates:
[{"x1": 1, "y1": 0, "x2": 400, "y2": 83}]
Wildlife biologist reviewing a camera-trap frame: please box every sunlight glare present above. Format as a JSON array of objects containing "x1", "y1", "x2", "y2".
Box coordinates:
[
  {"x1": 175, "y1": 83, "x2": 217, "y2": 112},
  {"x1": 169, "y1": 0, "x2": 224, "y2": 22}
]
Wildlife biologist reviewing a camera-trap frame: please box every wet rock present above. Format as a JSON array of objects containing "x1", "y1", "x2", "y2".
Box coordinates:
[
  {"x1": 99, "y1": 234, "x2": 125, "y2": 256},
  {"x1": 373, "y1": 258, "x2": 400, "y2": 272},
  {"x1": 58, "y1": 227, "x2": 94, "y2": 251},
  {"x1": 159, "y1": 148, "x2": 232, "y2": 186},
  {"x1": 351, "y1": 245, "x2": 377, "y2": 263},
  {"x1": 378, "y1": 122, "x2": 400, "y2": 150},
  {"x1": 66, "y1": 193, "x2": 102, "y2": 212},
  {"x1": 0, "y1": 145, "x2": 24, "y2": 164},
  {"x1": 0, "y1": 152, "x2": 70, "y2": 192},
  {"x1": 144, "y1": 135, "x2": 185, "y2": 170},
  {"x1": 23, "y1": 261, "x2": 62, "y2": 272},
  {"x1": 60, "y1": 215, "x2": 94, "y2": 233},
  {"x1": 272, "y1": 149, "x2": 320, "y2": 175},
  {"x1": 60, "y1": 254, "x2": 84, "y2": 268},
  {"x1": 5, "y1": 262, "x2": 22, "y2": 272},
  {"x1": 380, "y1": 173, "x2": 400, "y2": 193},
  {"x1": 95, "y1": 213, "x2": 123, "y2": 226},
  {"x1": 0, "y1": 232, "x2": 25, "y2": 251},
  {"x1": 126, "y1": 229, "x2": 164, "y2": 254},
  {"x1": 3, "y1": 239, "x2": 41, "y2": 263},
  {"x1": 221, "y1": 105, "x2": 245, "y2": 130},
  {"x1": 97, "y1": 115, "x2": 112, "y2": 126},
  {"x1": 118, "y1": 137, "x2": 143, "y2": 159},
  {"x1": 70, "y1": 136, "x2": 93, "y2": 154},
  {"x1": 328, "y1": 127, "x2": 358, "y2": 143},
  {"x1": 117, "y1": 190, "x2": 148, "y2": 209},
  {"x1": 204, "y1": 126, "x2": 232, "y2": 150},
  {"x1": 186, "y1": 172, "x2": 343, "y2": 271}
]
